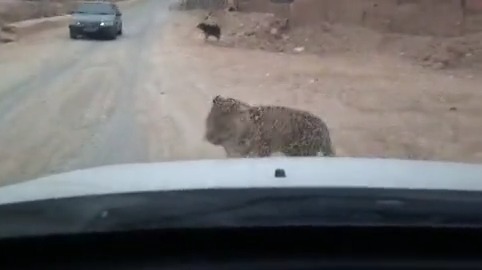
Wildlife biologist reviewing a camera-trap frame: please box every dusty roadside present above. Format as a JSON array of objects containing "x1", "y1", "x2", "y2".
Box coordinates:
[
  {"x1": 0, "y1": 0, "x2": 129, "y2": 24},
  {"x1": 159, "y1": 10, "x2": 482, "y2": 163}
]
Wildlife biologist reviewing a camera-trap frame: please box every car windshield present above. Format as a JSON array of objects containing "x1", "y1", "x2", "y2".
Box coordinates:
[
  {"x1": 0, "y1": 0, "x2": 482, "y2": 238},
  {"x1": 74, "y1": 3, "x2": 115, "y2": 14}
]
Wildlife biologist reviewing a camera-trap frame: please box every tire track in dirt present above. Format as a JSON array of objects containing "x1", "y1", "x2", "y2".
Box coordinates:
[
  {"x1": 0, "y1": 0, "x2": 169, "y2": 184},
  {"x1": 137, "y1": 18, "x2": 226, "y2": 162}
]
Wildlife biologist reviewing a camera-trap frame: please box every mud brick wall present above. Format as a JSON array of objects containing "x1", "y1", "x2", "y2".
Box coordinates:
[
  {"x1": 238, "y1": 0, "x2": 482, "y2": 37},
  {"x1": 359, "y1": 0, "x2": 464, "y2": 36},
  {"x1": 237, "y1": 0, "x2": 290, "y2": 17},
  {"x1": 464, "y1": 0, "x2": 482, "y2": 34}
]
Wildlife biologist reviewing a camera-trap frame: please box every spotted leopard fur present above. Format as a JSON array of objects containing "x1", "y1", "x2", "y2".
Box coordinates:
[{"x1": 205, "y1": 95, "x2": 335, "y2": 158}]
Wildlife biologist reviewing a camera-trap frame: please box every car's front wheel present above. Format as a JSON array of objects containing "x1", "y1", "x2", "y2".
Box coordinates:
[
  {"x1": 69, "y1": 30, "x2": 77, "y2": 39},
  {"x1": 107, "y1": 28, "x2": 117, "y2": 40},
  {"x1": 118, "y1": 25, "x2": 123, "y2": 36}
]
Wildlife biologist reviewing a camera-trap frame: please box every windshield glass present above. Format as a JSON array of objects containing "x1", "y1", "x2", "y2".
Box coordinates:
[
  {"x1": 0, "y1": 0, "x2": 481, "y2": 236},
  {"x1": 74, "y1": 3, "x2": 115, "y2": 14}
]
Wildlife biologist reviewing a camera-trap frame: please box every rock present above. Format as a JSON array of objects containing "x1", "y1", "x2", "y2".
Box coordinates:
[
  {"x1": 293, "y1": 46, "x2": 305, "y2": 53},
  {"x1": 0, "y1": 32, "x2": 16, "y2": 43},
  {"x1": 431, "y1": 62, "x2": 446, "y2": 69},
  {"x1": 1, "y1": 25, "x2": 15, "y2": 34},
  {"x1": 270, "y1": 27, "x2": 278, "y2": 35},
  {"x1": 321, "y1": 22, "x2": 331, "y2": 32}
]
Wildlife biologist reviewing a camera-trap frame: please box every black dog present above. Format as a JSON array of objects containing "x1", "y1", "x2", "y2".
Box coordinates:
[{"x1": 196, "y1": 22, "x2": 221, "y2": 41}]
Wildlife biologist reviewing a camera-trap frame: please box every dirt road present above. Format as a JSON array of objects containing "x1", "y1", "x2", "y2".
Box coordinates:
[{"x1": 0, "y1": 0, "x2": 225, "y2": 185}]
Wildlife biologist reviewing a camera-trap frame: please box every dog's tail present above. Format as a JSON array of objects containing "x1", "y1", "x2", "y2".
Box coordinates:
[{"x1": 204, "y1": 11, "x2": 214, "y2": 21}]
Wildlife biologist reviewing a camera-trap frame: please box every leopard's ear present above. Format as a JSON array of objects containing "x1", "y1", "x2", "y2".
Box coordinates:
[{"x1": 213, "y1": 95, "x2": 222, "y2": 104}]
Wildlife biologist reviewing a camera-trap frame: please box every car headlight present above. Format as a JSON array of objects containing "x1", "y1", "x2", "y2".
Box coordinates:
[
  {"x1": 70, "y1": 19, "x2": 81, "y2": 26},
  {"x1": 100, "y1": 21, "x2": 114, "y2": 26}
]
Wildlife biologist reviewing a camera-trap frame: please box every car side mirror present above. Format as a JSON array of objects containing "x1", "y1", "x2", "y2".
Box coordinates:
[{"x1": 116, "y1": 12, "x2": 122, "y2": 16}]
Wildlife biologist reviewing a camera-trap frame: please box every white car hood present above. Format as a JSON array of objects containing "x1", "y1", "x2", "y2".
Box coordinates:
[{"x1": 0, "y1": 157, "x2": 481, "y2": 205}]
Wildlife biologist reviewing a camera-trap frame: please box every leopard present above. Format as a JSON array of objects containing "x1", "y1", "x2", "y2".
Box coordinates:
[
  {"x1": 204, "y1": 95, "x2": 335, "y2": 158},
  {"x1": 204, "y1": 95, "x2": 254, "y2": 158}
]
